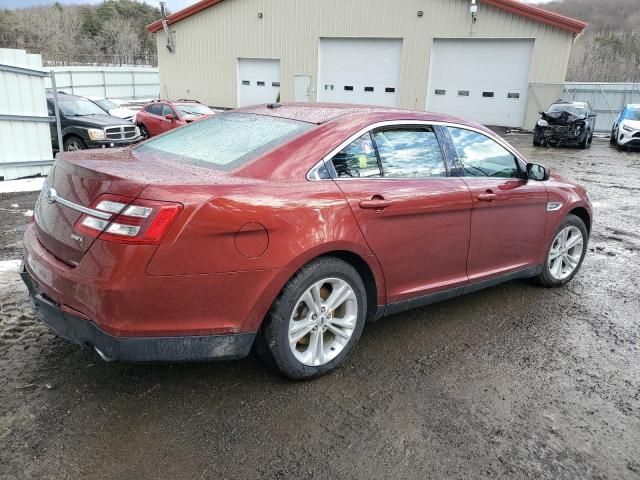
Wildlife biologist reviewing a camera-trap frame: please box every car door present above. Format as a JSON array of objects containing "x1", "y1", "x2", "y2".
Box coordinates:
[
  {"x1": 329, "y1": 125, "x2": 473, "y2": 304},
  {"x1": 160, "y1": 104, "x2": 178, "y2": 133},
  {"x1": 445, "y1": 126, "x2": 548, "y2": 282},
  {"x1": 146, "y1": 103, "x2": 165, "y2": 136}
]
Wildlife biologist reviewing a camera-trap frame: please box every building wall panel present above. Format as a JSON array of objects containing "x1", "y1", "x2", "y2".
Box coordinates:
[{"x1": 155, "y1": 0, "x2": 576, "y2": 128}]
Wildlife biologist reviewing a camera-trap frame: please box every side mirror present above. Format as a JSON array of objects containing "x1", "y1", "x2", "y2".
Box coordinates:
[
  {"x1": 165, "y1": 113, "x2": 176, "y2": 121},
  {"x1": 527, "y1": 163, "x2": 549, "y2": 181}
]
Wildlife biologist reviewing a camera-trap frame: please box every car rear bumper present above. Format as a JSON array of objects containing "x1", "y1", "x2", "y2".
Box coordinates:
[{"x1": 20, "y1": 264, "x2": 256, "y2": 362}]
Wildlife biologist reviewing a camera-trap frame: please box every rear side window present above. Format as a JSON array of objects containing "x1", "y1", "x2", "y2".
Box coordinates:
[
  {"x1": 135, "y1": 113, "x2": 312, "y2": 169},
  {"x1": 447, "y1": 127, "x2": 520, "y2": 178},
  {"x1": 372, "y1": 129, "x2": 446, "y2": 178},
  {"x1": 149, "y1": 104, "x2": 163, "y2": 116},
  {"x1": 331, "y1": 133, "x2": 381, "y2": 178}
]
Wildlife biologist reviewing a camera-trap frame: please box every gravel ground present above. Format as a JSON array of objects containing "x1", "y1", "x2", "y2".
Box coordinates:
[{"x1": 0, "y1": 136, "x2": 639, "y2": 480}]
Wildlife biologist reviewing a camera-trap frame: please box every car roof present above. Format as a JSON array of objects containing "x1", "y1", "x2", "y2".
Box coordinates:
[
  {"x1": 236, "y1": 102, "x2": 469, "y2": 126},
  {"x1": 46, "y1": 92, "x2": 87, "y2": 101},
  {"x1": 625, "y1": 104, "x2": 640, "y2": 109}
]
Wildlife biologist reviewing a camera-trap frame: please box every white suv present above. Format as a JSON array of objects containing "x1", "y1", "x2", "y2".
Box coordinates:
[{"x1": 611, "y1": 104, "x2": 640, "y2": 150}]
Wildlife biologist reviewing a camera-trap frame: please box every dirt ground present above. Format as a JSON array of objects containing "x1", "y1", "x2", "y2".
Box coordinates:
[{"x1": 1, "y1": 135, "x2": 639, "y2": 480}]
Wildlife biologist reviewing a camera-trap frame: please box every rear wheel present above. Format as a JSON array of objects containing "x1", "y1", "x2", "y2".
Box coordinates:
[
  {"x1": 257, "y1": 257, "x2": 367, "y2": 380},
  {"x1": 536, "y1": 214, "x2": 588, "y2": 287},
  {"x1": 63, "y1": 135, "x2": 86, "y2": 151}
]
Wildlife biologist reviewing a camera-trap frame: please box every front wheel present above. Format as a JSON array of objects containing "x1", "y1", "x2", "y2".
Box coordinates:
[
  {"x1": 63, "y1": 135, "x2": 86, "y2": 151},
  {"x1": 138, "y1": 124, "x2": 149, "y2": 139},
  {"x1": 257, "y1": 257, "x2": 367, "y2": 380},
  {"x1": 536, "y1": 214, "x2": 588, "y2": 287}
]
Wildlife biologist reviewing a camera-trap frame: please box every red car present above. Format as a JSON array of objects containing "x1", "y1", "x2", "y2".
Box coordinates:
[
  {"x1": 135, "y1": 99, "x2": 215, "y2": 138},
  {"x1": 21, "y1": 103, "x2": 592, "y2": 379}
]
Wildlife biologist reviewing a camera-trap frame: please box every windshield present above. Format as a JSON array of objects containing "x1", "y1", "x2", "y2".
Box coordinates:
[
  {"x1": 547, "y1": 103, "x2": 587, "y2": 116},
  {"x1": 134, "y1": 112, "x2": 313, "y2": 170},
  {"x1": 95, "y1": 99, "x2": 118, "y2": 111},
  {"x1": 622, "y1": 108, "x2": 640, "y2": 121},
  {"x1": 58, "y1": 98, "x2": 109, "y2": 116},
  {"x1": 174, "y1": 103, "x2": 214, "y2": 117}
]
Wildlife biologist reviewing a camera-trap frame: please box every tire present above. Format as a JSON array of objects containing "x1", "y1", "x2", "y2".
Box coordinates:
[
  {"x1": 535, "y1": 214, "x2": 588, "y2": 288},
  {"x1": 138, "y1": 124, "x2": 149, "y2": 139},
  {"x1": 610, "y1": 128, "x2": 616, "y2": 144},
  {"x1": 256, "y1": 257, "x2": 367, "y2": 380},
  {"x1": 63, "y1": 135, "x2": 86, "y2": 152},
  {"x1": 533, "y1": 137, "x2": 542, "y2": 147},
  {"x1": 588, "y1": 132, "x2": 593, "y2": 144},
  {"x1": 579, "y1": 131, "x2": 589, "y2": 149}
]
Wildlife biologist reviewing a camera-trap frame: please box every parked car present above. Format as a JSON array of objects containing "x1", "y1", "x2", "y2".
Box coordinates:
[
  {"x1": 22, "y1": 104, "x2": 592, "y2": 379},
  {"x1": 533, "y1": 100, "x2": 596, "y2": 148},
  {"x1": 135, "y1": 99, "x2": 216, "y2": 138},
  {"x1": 84, "y1": 96, "x2": 138, "y2": 122},
  {"x1": 47, "y1": 92, "x2": 142, "y2": 151},
  {"x1": 610, "y1": 104, "x2": 640, "y2": 150}
]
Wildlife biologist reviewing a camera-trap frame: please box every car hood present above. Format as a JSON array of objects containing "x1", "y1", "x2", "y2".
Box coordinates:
[
  {"x1": 66, "y1": 114, "x2": 133, "y2": 128},
  {"x1": 541, "y1": 110, "x2": 587, "y2": 126},
  {"x1": 108, "y1": 107, "x2": 137, "y2": 119},
  {"x1": 621, "y1": 119, "x2": 640, "y2": 130}
]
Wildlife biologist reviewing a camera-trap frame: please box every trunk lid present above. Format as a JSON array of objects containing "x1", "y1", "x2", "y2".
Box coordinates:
[{"x1": 34, "y1": 146, "x2": 230, "y2": 266}]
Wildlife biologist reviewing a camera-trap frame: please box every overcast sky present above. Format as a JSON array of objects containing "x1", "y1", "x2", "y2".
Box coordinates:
[{"x1": 0, "y1": 0, "x2": 558, "y2": 11}]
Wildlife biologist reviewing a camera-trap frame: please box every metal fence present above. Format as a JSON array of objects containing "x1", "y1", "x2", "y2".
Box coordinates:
[
  {"x1": 0, "y1": 49, "x2": 58, "y2": 181},
  {"x1": 530, "y1": 82, "x2": 640, "y2": 133},
  {"x1": 44, "y1": 66, "x2": 160, "y2": 100}
]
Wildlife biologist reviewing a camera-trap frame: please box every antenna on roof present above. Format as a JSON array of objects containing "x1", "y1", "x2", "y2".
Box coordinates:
[{"x1": 160, "y1": 2, "x2": 175, "y2": 53}]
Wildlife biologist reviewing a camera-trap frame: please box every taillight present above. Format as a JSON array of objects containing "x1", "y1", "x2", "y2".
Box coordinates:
[{"x1": 75, "y1": 194, "x2": 182, "y2": 245}]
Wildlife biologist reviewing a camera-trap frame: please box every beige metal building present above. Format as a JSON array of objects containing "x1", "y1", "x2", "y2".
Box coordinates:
[{"x1": 148, "y1": 0, "x2": 586, "y2": 128}]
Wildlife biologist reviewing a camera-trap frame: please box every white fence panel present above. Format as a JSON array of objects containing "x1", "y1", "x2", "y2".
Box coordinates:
[
  {"x1": 44, "y1": 66, "x2": 160, "y2": 100},
  {"x1": 0, "y1": 48, "x2": 53, "y2": 181}
]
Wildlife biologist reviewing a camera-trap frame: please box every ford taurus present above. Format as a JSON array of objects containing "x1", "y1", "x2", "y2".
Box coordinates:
[{"x1": 21, "y1": 103, "x2": 592, "y2": 379}]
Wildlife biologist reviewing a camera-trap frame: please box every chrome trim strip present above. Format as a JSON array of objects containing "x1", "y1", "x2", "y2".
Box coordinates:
[
  {"x1": 306, "y1": 119, "x2": 527, "y2": 181},
  {"x1": 44, "y1": 183, "x2": 112, "y2": 220}
]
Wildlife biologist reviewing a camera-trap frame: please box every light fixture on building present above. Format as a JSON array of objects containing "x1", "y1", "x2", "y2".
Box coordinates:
[
  {"x1": 470, "y1": 0, "x2": 478, "y2": 23},
  {"x1": 257, "y1": 12, "x2": 263, "y2": 19},
  {"x1": 417, "y1": 10, "x2": 424, "y2": 17}
]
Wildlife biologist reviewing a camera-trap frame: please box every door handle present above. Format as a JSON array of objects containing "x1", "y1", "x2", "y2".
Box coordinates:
[
  {"x1": 477, "y1": 192, "x2": 497, "y2": 202},
  {"x1": 359, "y1": 196, "x2": 392, "y2": 210}
]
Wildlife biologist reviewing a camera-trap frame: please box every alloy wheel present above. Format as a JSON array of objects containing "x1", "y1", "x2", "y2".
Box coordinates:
[
  {"x1": 288, "y1": 277, "x2": 358, "y2": 367},
  {"x1": 65, "y1": 141, "x2": 82, "y2": 151},
  {"x1": 548, "y1": 225, "x2": 584, "y2": 280}
]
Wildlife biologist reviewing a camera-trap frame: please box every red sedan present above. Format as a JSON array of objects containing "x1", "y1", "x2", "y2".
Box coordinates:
[
  {"x1": 135, "y1": 99, "x2": 215, "y2": 138},
  {"x1": 21, "y1": 104, "x2": 592, "y2": 379}
]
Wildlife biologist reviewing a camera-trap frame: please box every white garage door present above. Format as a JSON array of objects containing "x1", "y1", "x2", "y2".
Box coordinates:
[
  {"x1": 426, "y1": 39, "x2": 534, "y2": 127},
  {"x1": 237, "y1": 58, "x2": 281, "y2": 107},
  {"x1": 318, "y1": 38, "x2": 402, "y2": 107}
]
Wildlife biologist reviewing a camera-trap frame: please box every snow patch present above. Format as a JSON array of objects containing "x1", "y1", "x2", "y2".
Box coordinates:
[
  {"x1": 0, "y1": 177, "x2": 45, "y2": 194},
  {"x1": 0, "y1": 259, "x2": 22, "y2": 273},
  {"x1": 24, "y1": 210, "x2": 34, "y2": 218}
]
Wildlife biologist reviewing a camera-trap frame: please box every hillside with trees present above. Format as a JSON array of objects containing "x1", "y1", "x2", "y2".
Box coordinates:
[
  {"x1": 0, "y1": 0, "x2": 160, "y2": 65},
  {"x1": 543, "y1": 0, "x2": 640, "y2": 82}
]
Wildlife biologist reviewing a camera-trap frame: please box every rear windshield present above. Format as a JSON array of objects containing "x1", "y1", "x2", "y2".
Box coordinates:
[{"x1": 134, "y1": 112, "x2": 312, "y2": 169}]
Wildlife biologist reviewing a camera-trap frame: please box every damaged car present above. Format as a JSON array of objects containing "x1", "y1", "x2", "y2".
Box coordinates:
[
  {"x1": 610, "y1": 104, "x2": 640, "y2": 150},
  {"x1": 533, "y1": 101, "x2": 596, "y2": 148}
]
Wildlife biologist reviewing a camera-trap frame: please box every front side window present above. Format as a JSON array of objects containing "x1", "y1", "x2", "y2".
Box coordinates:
[
  {"x1": 161, "y1": 104, "x2": 174, "y2": 117},
  {"x1": 135, "y1": 112, "x2": 312, "y2": 170},
  {"x1": 331, "y1": 133, "x2": 381, "y2": 178},
  {"x1": 149, "y1": 104, "x2": 163, "y2": 116},
  {"x1": 447, "y1": 127, "x2": 520, "y2": 178},
  {"x1": 372, "y1": 129, "x2": 446, "y2": 178}
]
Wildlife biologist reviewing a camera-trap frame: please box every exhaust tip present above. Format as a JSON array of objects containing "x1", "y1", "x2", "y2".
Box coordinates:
[{"x1": 94, "y1": 346, "x2": 114, "y2": 362}]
